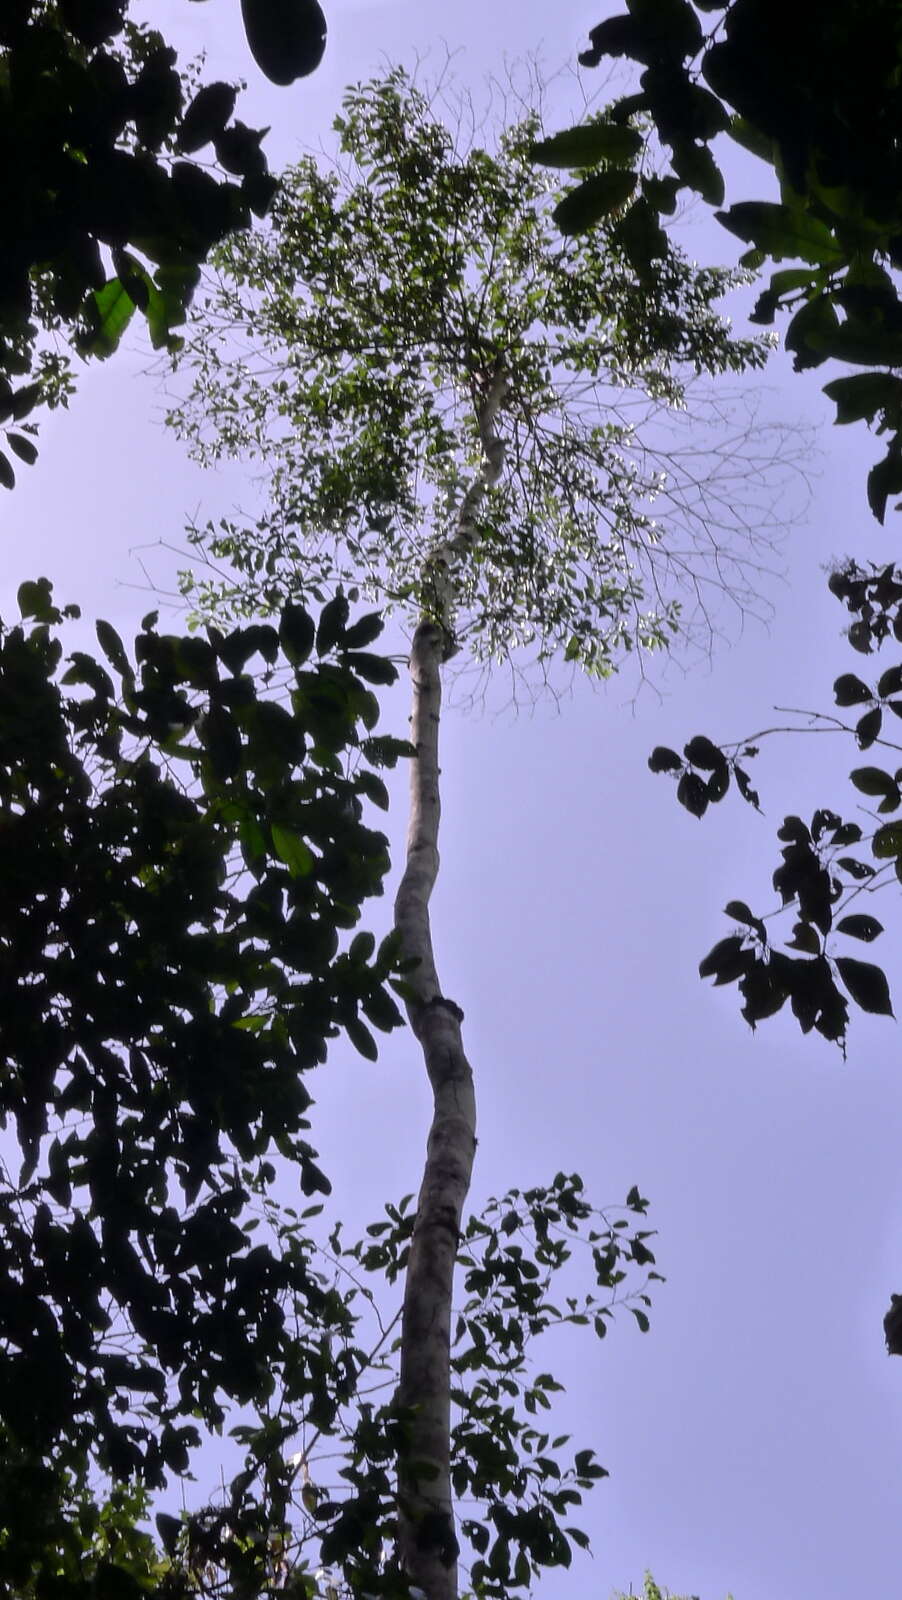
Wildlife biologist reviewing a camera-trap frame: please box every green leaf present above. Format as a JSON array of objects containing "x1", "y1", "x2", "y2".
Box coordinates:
[
  {"x1": 835, "y1": 956, "x2": 893, "y2": 1016},
  {"x1": 345, "y1": 1014, "x2": 378, "y2": 1061},
  {"x1": 240, "y1": 0, "x2": 327, "y2": 86},
  {"x1": 856, "y1": 706, "x2": 883, "y2": 749},
  {"x1": 784, "y1": 294, "x2": 841, "y2": 371},
  {"x1": 683, "y1": 733, "x2": 725, "y2": 770},
  {"x1": 279, "y1": 602, "x2": 316, "y2": 665},
  {"x1": 201, "y1": 705, "x2": 243, "y2": 778},
  {"x1": 873, "y1": 822, "x2": 902, "y2": 858},
  {"x1": 530, "y1": 121, "x2": 642, "y2": 170},
  {"x1": 878, "y1": 664, "x2": 902, "y2": 698},
  {"x1": 724, "y1": 900, "x2": 762, "y2": 931},
  {"x1": 836, "y1": 914, "x2": 883, "y2": 942},
  {"x1": 648, "y1": 745, "x2": 683, "y2": 773},
  {"x1": 342, "y1": 612, "x2": 384, "y2": 649},
  {"x1": 672, "y1": 140, "x2": 724, "y2": 205},
  {"x1": 699, "y1": 934, "x2": 750, "y2": 985},
  {"x1": 83, "y1": 278, "x2": 137, "y2": 357},
  {"x1": 850, "y1": 766, "x2": 895, "y2": 797},
  {"x1": 676, "y1": 770, "x2": 708, "y2": 817},
  {"x1": 95, "y1": 619, "x2": 131, "y2": 678},
  {"x1": 823, "y1": 372, "x2": 902, "y2": 427},
  {"x1": 342, "y1": 650, "x2": 397, "y2": 685},
  {"x1": 316, "y1": 594, "x2": 350, "y2": 655},
  {"x1": 553, "y1": 169, "x2": 638, "y2": 235},
  {"x1": 270, "y1": 823, "x2": 314, "y2": 877},
  {"x1": 6, "y1": 432, "x2": 38, "y2": 466},
  {"x1": 833, "y1": 673, "x2": 871, "y2": 706},
  {"x1": 17, "y1": 577, "x2": 55, "y2": 620},
  {"x1": 0, "y1": 450, "x2": 14, "y2": 490},
  {"x1": 715, "y1": 202, "x2": 845, "y2": 266},
  {"x1": 868, "y1": 444, "x2": 902, "y2": 525},
  {"x1": 177, "y1": 81, "x2": 238, "y2": 153},
  {"x1": 349, "y1": 931, "x2": 376, "y2": 962}
]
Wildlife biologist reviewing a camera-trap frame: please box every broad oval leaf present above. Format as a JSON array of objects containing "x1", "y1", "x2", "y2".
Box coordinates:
[
  {"x1": 6, "y1": 432, "x2": 38, "y2": 466},
  {"x1": 856, "y1": 705, "x2": 883, "y2": 749},
  {"x1": 698, "y1": 933, "x2": 749, "y2": 985},
  {"x1": 850, "y1": 766, "x2": 895, "y2": 796},
  {"x1": 677, "y1": 769, "x2": 708, "y2": 817},
  {"x1": 530, "y1": 121, "x2": 642, "y2": 170},
  {"x1": 833, "y1": 673, "x2": 871, "y2": 707},
  {"x1": 648, "y1": 745, "x2": 683, "y2": 774},
  {"x1": 279, "y1": 602, "x2": 315, "y2": 665},
  {"x1": 240, "y1": 0, "x2": 327, "y2": 85},
  {"x1": 715, "y1": 201, "x2": 845, "y2": 267},
  {"x1": 316, "y1": 594, "x2": 350, "y2": 655},
  {"x1": 835, "y1": 914, "x2": 883, "y2": 942},
  {"x1": 270, "y1": 823, "x2": 314, "y2": 877},
  {"x1": 683, "y1": 733, "x2": 725, "y2": 771},
  {"x1": 835, "y1": 955, "x2": 893, "y2": 1016},
  {"x1": 553, "y1": 169, "x2": 638, "y2": 236},
  {"x1": 872, "y1": 822, "x2": 902, "y2": 858}
]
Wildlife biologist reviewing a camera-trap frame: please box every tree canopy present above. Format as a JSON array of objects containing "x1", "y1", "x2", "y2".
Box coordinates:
[{"x1": 169, "y1": 68, "x2": 794, "y2": 677}]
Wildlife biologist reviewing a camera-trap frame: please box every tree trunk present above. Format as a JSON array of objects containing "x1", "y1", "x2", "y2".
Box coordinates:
[
  {"x1": 392, "y1": 371, "x2": 507, "y2": 1600},
  {"x1": 393, "y1": 618, "x2": 476, "y2": 1600}
]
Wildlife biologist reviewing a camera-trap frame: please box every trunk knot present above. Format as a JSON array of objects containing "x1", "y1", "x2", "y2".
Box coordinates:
[{"x1": 424, "y1": 994, "x2": 465, "y2": 1023}]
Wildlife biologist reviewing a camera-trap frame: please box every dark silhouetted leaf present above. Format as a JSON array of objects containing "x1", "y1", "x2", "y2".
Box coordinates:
[
  {"x1": 835, "y1": 956, "x2": 893, "y2": 1015},
  {"x1": 279, "y1": 602, "x2": 316, "y2": 665},
  {"x1": 836, "y1": 914, "x2": 883, "y2": 942},
  {"x1": 240, "y1": 0, "x2": 327, "y2": 85},
  {"x1": 530, "y1": 121, "x2": 642, "y2": 169},
  {"x1": 316, "y1": 594, "x2": 350, "y2": 655},
  {"x1": 648, "y1": 745, "x2": 683, "y2": 773},
  {"x1": 6, "y1": 432, "x2": 38, "y2": 466},
  {"x1": 850, "y1": 766, "x2": 895, "y2": 797},
  {"x1": 553, "y1": 169, "x2": 638, "y2": 234},
  {"x1": 677, "y1": 770, "x2": 708, "y2": 817},
  {"x1": 833, "y1": 673, "x2": 871, "y2": 706},
  {"x1": 698, "y1": 934, "x2": 750, "y2": 985},
  {"x1": 856, "y1": 706, "x2": 883, "y2": 748},
  {"x1": 683, "y1": 733, "x2": 724, "y2": 770}
]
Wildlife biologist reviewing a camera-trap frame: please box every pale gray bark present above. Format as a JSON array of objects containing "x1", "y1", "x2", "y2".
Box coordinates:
[{"x1": 393, "y1": 373, "x2": 507, "y2": 1600}]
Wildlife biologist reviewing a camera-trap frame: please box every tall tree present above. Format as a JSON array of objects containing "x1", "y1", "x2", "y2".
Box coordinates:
[
  {"x1": 0, "y1": 0, "x2": 325, "y2": 487},
  {"x1": 167, "y1": 68, "x2": 797, "y2": 1599}
]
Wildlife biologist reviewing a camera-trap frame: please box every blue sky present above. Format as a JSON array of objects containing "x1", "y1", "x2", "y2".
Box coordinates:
[{"x1": 5, "y1": 3, "x2": 902, "y2": 1596}]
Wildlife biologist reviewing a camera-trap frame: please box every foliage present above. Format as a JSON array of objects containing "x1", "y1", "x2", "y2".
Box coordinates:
[
  {"x1": 4, "y1": 1168, "x2": 661, "y2": 1597},
  {"x1": 0, "y1": 578, "x2": 408, "y2": 1502},
  {"x1": 168, "y1": 68, "x2": 790, "y2": 678},
  {"x1": 648, "y1": 560, "x2": 902, "y2": 1048},
  {"x1": 539, "y1": 0, "x2": 902, "y2": 521},
  {"x1": 0, "y1": 0, "x2": 326, "y2": 487}
]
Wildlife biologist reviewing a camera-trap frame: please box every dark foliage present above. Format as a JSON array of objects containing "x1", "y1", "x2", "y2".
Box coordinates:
[
  {"x1": 0, "y1": 580, "x2": 409, "y2": 1512},
  {"x1": 539, "y1": 0, "x2": 902, "y2": 520},
  {"x1": 0, "y1": 0, "x2": 328, "y2": 487}
]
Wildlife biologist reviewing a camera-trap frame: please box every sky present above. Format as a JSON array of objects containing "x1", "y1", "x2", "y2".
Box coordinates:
[{"x1": 5, "y1": 3, "x2": 902, "y2": 1597}]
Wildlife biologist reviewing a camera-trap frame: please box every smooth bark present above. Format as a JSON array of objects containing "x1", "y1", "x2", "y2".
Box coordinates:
[{"x1": 393, "y1": 374, "x2": 507, "y2": 1600}]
